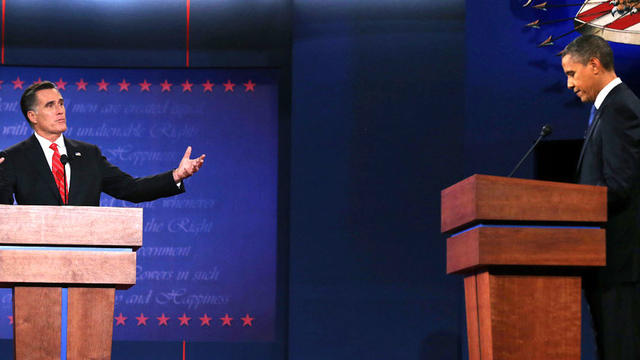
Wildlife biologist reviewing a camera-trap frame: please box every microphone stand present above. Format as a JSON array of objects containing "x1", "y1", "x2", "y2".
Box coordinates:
[
  {"x1": 60, "y1": 154, "x2": 69, "y2": 205},
  {"x1": 508, "y1": 125, "x2": 552, "y2": 178}
]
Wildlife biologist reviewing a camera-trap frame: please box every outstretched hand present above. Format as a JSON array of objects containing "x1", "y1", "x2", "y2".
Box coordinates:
[{"x1": 173, "y1": 146, "x2": 205, "y2": 183}]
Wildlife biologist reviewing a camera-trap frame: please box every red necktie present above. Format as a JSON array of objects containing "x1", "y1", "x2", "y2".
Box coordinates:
[{"x1": 49, "y1": 143, "x2": 67, "y2": 204}]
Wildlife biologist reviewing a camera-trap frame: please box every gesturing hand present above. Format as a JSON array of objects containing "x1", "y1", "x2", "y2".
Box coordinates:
[{"x1": 173, "y1": 146, "x2": 205, "y2": 183}]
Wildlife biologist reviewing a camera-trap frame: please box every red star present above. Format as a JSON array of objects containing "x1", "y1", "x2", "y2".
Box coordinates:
[
  {"x1": 55, "y1": 78, "x2": 67, "y2": 90},
  {"x1": 222, "y1": 80, "x2": 235, "y2": 92},
  {"x1": 241, "y1": 314, "x2": 255, "y2": 327},
  {"x1": 181, "y1": 80, "x2": 193, "y2": 92},
  {"x1": 220, "y1": 313, "x2": 233, "y2": 326},
  {"x1": 8, "y1": 316, "x2": 12, "y2": 325},
  {"x1": 117, "y1": 78, "x2": 131, "y2": 92},
  {"x1": 178, "y1": 313, "x2": 191, "y2": 326},
  {"x1": 139, "y1": 79, "x2": 151, "y2": 92},
  {"x1": 243, "y1": 80, "x2": 256, "y2": 92},
  {"x1": 12, "y1": 77, "x2": 24, "y2": 89},
  {"x1": 136, "y1": 313, "x2": 149, "y2": 326},
  {"x1": 114, "y1": 313, "x2": 127, "y2": 326},
  {"x1": 97, "y1": 79, "x2": 109, "y2": 92},
  {"x1": 31, "y1": 77, "x2": 43, "y2": 85},
  {"x1": 75, "y1": 78, "x2": 88, "y2": 91},
  {"x1": 160, "y1": 80, "x2": 173, "y2": 92},
  {"x1": 199, "y1": 313, "x2": 212, "y2": 327},
  {"x1": 202, "y1": 80, "x2": 214, "y2": 92},
  {"x1": 157, "y1": 313, "x2": 170, "y2": 326}
]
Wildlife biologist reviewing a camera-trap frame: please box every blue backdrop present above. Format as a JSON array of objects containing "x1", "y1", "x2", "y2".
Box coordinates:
[{"x1": 0, "y1": 67, "x2": 279, "y2": 343}]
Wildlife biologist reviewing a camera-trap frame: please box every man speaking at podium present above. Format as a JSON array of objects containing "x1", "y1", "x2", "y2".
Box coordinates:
[
  {"x1": 561, "y1": 35, "x2": 640, "y2": 360},
  {"x1": 0, "y1": 80, "x2": 205, "y2": 206}
]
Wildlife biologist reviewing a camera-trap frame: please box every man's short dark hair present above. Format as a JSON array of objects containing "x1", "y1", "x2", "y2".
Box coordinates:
[
  {"x1": 559, "y1": 34, "x2": 615, "y2": 71},
  {"x1": 20, "y1": 81, "x2": 58, "y2": 126}
]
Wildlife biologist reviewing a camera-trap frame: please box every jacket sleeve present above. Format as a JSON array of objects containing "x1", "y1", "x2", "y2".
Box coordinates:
[
  {"x1": 0, "y1": 152, "x2": 15, "y2": 205},
  {"x1": 97, "y1": 146, "x2": 185, "y2": 203}
]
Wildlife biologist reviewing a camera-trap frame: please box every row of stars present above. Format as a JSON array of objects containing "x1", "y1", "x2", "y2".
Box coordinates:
[
  {"x1": 1, "y1": 77, "x2": 256, "y2": 93},
  {"x1": 6, "y1": 312, "x2": 255, "y2": 327},
  {"x1": 114, "y1": 312, "x2": 255, "y2": 327}
]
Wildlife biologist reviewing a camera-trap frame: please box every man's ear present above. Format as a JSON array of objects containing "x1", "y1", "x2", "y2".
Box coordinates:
[
  {"x1": 26, "y1": 110, "x2": 36, "y2": 126},
  {"x1": 589, "y1": 57, "x2": 602, "y2": 74}
]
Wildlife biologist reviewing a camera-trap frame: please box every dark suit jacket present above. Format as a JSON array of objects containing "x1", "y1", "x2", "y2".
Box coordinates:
[
  {"x1": 577, "y1": 83, "x2": 640, "y2": 286},
  {"x1": 0, "y1": 134, "x2": 184, "y2": 206}
]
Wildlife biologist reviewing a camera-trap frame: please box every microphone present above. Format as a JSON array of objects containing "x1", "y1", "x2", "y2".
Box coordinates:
[
  {"x1": 507, "y1": 124, "x2": 553, "y2": 178},
  {"x1": 60, "y1": 154, "x2": 70, "y2": 205}
]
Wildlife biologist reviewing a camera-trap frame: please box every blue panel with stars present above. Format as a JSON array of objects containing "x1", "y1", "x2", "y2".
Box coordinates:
[{"x1": 0, "y1": 66, "x2": 278, "y2": 342}]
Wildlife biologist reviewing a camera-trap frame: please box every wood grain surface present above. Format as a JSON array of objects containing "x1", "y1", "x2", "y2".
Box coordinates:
[
  {"x1": 67, "y1": 287, "x2": 115, "y2": 360},
  {"x1": 463, "y1": 272, "x2": 581, "y2": 360},
  {"x1": 447, "y1": 226, "x2": 606, "y2": 274},
  {"x1": 13, "y1": 287, "x2": 61, "y2": 360},
  {"x1": 0, "y1": 250, "x2": 136, "y2": 286},
  {"x1": 441, "y1": 175, "x2": 606, "y2": 233},
  {"x1": 0, "y1": 205, "x2": 142, "y2": 247},
  {"x1": 464, "y1": 275, "x2": 481, "y2": 360}
]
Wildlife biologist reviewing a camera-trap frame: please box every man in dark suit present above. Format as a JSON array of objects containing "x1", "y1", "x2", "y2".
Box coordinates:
[
  {"x1": 561, "y1": 34, "x2": 640, "y2": 360},
  {"x1": 0, "y1": 81, "x2": 205, "y2": 205}
]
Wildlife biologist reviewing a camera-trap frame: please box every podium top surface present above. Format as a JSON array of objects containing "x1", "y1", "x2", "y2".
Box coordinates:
[
  {"x1": 441, "y1": 174, "x2": 607, "y2": 233},
  {"x1": 0, "y1": 205, "x2": 142, "y2": 247}
]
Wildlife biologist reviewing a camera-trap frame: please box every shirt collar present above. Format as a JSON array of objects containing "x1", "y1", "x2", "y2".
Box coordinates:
[
  {"x1": 594, "y1": 77, "x2": 622, "y2": 109},
  {"x1": 33, "y1": 131, "x2": 65, "y2": 151}
]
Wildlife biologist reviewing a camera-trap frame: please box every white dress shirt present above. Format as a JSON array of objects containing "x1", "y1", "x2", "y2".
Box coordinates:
[
  {"x1": 594, "y1": 77, "x2": 622, "y2": 110},
  {"x1": 33, "y1": 132, "x2": 70, "y2": 190}
]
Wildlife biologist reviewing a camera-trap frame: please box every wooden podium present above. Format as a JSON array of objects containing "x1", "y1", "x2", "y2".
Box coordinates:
[
  {"x1": 441, "y1": 175, "x2": 607, "y2": 360},
  {"x1": 0, "y1": 205, "x2": 142, "y2": 360}
]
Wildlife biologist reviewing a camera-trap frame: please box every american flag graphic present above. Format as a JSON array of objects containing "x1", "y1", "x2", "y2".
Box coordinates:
[{"x1": 575, "y1": 0, "x2": 640, "y2": 44}]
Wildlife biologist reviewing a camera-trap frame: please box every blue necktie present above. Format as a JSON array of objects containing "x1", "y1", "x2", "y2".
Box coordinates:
[{"x1": 588, "y1": 105, "x2": 597, "y2": 126}]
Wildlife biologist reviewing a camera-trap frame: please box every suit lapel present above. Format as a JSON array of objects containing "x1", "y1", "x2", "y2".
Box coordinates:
[
  {"x1": 64, "y1": 138, "x2": 85, "y2": 205},
  {"x1": 576, "y1": 83, "x2": 625, "y2": 175},
  {"x1": 576, "y1": 109, "x2": 601, "y2": 173},
  {"x1": 25, "y1": 134, "x2": 62, "y2": 203}
]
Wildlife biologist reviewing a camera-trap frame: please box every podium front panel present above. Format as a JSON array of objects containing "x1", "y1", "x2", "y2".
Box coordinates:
[
  {"x1": 447, "y1": 226, "x2": 606, "y2": 274},
  {"x1": 0, "y1": 248, "x2": 136, "y2": 286},
  {"x1": 441, "y1": 175, "x2": 606, "y2": 233},
  {"x1": 0, "y1": 205, "x2": 142, "y2": 247}
]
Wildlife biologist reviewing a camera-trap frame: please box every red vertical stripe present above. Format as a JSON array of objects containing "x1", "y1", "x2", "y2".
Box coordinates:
[
  {"x1": 186, "y1": 0, "x2": 190, "y2": 67},
  {"x1": 182, "y1": 340, "x2": 186, "y2": 360},
  {"x1": 2, "y1": 0, "x2": 5, "y2": 64}
]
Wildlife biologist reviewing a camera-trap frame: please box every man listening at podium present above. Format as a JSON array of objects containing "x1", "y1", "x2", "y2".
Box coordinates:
[
  {"x1": 0, "y1": 80, "x2": 205, "y2": 206},
  {"x1": 561, "y1": 34, "x2": 640, "y2": 360}
]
